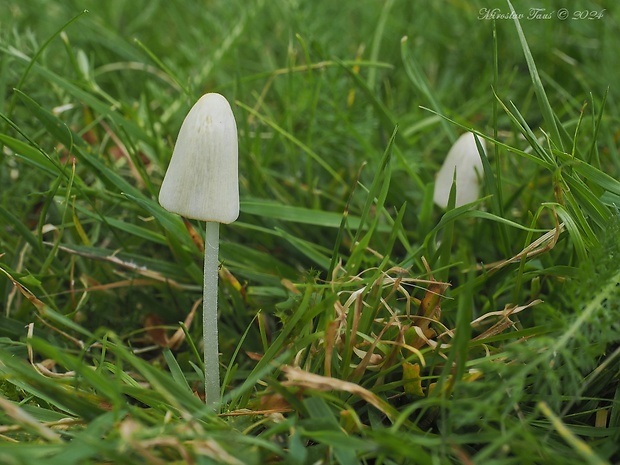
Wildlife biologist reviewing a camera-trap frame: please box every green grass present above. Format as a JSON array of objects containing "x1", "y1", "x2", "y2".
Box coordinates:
[{"x1": 1, "y1": 0, "x2": 619, "y2": 463}]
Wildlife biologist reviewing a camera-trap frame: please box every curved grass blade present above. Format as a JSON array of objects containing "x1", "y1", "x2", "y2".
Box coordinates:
[{"x1": 507, "y1": 0, "x2": 563, "y2": 149}]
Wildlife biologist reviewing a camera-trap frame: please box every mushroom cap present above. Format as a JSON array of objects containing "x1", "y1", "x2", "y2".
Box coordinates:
[
  {"x1": 159, "y1": 93, "x2": 239, "y2": 223},
  {"x1": 433, "y1": 132, "x2": 485, "y2": 209}
]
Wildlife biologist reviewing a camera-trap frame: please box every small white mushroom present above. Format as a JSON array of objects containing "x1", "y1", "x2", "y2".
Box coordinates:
[
  {"x1": 160, "y1": 93, "x2": 239, "y2": 223},
  {"x1": 433, "y1": 132, "x2": 485, "y2": 209},
  {"x1": 159, "y1": 93, "x2": 239, "y2": 405}
]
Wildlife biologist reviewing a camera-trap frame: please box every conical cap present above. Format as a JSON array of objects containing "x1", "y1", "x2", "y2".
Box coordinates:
[
  {"x1": 159, "y1": 93, "x2": 239, "y2": 223},
  {"x1": 433, "y1": 132, "x2": 485, "y2": 209}
]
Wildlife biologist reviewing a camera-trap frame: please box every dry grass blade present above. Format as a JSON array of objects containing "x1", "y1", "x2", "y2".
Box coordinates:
[
  {"x1": 48, "y1": 243, "x2": 192, "y2": 289},
  {"x1": 472, "y1": 300, "x2": 542, "y2": 340},
  {"x1": 0, "y1": 263, "x2": 48, "y2": 315},
  {"x1": 26, "y1": 323, "x2": 77, "y2": 378},
  {"x1": 475, "y1": 223, "x2": 565, "y2": 272},
  {"x1": 144, "y1": 298, "x2": 200, "y2": 349},
  {"x1": 0, "y1": 395, "x2": 62, "y2": 443},
  {"x1": 281, "y1": 365, "x2": 395, "y2": 419}
]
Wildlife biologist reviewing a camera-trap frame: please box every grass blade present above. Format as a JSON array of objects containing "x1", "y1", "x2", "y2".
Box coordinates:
[{"x1": 507, "y1": 0, "x2": 563, "y2": 149}]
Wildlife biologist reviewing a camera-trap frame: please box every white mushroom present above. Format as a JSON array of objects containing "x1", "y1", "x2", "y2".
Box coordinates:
[
  {"x1": 159, "y1": 93, "x2": 239, "y2": 405},
  {"x1": 433, "y1": 132, "x2": 485, "y2": 209}
]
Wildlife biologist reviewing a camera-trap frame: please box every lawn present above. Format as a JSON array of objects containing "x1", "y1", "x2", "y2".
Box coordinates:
[{"x1": 1, "y1": 0, "x2": 619, "y2": 464}]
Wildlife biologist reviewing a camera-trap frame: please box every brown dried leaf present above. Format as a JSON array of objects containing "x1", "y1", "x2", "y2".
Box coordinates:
[
  {"x1": 0, "y1": 266, "x2": 47, "y2": 314},
  {"x1": 281, "y1": 278, "x2": 301, "y2": 295},
  {"x1": 417, "y1": 281, "x2": 448, "y2": 319},
  {"x1": 245, "y1": 351, "x2": 263, "y2": 361},
  {"x1": 324, "y1": 319, "x2": 339, "y2": 377},
  {"x1": 183, "y1": 217, "x2": 204, "y2": 252},
  {"x1": 144, "y1": 314, "x2": 169, "y2": 347},
  {"x1": 259, "y1": 392, "x2": 294, "y2": 412},
  {"x1": 168, "y1": 298, "x2": 200, "y2": 349},
  {"x1": 352, "y1": 347, "x2": 383, "y2": 367},
  {"x1": 220, "y1": 266, "x2": 246, "y2": 300}
]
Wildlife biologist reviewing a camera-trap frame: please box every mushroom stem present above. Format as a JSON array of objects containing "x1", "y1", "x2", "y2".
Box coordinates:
[{"x1": 203, "y1": 220, "x2": 221, "y2": 405}]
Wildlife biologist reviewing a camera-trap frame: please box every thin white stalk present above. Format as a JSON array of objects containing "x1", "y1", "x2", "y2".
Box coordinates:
[{"x1": 203, "y1": 221, "x2": 221, "y2": 405}]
